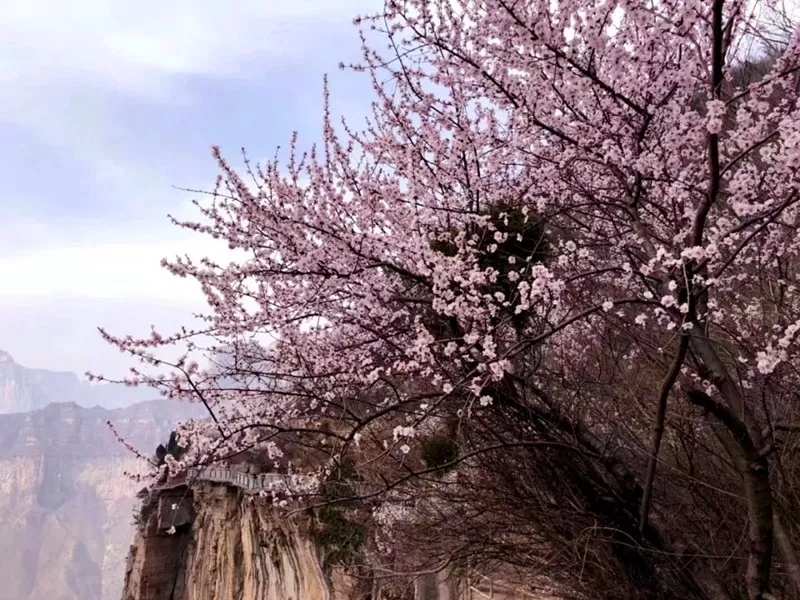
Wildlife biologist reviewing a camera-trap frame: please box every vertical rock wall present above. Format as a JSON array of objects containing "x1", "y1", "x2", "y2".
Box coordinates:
[
  {"x1": 120, "y1": 488, "x2": 192, "y2": 600},
  {"x1": 120, "y1": 482, "x2": 542, "y2": 600},
  {"x1": 120, "y1": 484, "x2": 335, "y2": 600}
]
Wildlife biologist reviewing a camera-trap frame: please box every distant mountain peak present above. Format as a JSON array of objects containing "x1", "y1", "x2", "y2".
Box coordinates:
[{"x1": 0, "y1": 350, "x2": 158, "y2": 414}]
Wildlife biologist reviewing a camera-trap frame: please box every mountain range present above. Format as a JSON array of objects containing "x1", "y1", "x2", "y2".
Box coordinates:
[
  {"x1": 0, "y1": 350, "x2": 158, "y2": 414},
  {"x1": 0, "y1": 350, "x2": 206, "y2": 600}
]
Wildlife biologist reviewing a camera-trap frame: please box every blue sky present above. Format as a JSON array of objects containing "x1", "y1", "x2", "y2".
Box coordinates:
[{"x1": 0, "y1": 0, "x2": 380, "y2": 376}]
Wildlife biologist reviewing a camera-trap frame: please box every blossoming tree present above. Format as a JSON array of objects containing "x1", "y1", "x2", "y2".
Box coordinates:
[{"x1": 96, "y1": 1, "x2": 800, "y2": 598}]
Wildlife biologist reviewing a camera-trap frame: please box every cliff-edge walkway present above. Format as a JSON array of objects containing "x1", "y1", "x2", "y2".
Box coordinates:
[{"x1": 153, "y1": 466, "x2": 291, "y2": 494}]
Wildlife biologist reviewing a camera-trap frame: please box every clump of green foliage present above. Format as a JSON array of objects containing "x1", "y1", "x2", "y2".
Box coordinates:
[
  {"x1": 429, "y1": 237, "x2": 459, "y2": 257},
  {"x1": 483, "y1": 203, "x2": 550, "y2": 271},
  {"x1": 313, "y1": 456, "x2": 369, "y2": 566},
  {"x1": 429, "y1": 204, "x2": 550, "y2": 329},
  {"x1": 430, "y1": 204, "x2": 550, "y2": 268},
  {"x1": 420, "y1": 434, "x2": 460, "y2": 472}
]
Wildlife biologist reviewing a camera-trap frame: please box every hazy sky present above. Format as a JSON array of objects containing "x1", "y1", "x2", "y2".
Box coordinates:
[{"x1": 0, "y1": 0, "x2": 379, "y2": 377}]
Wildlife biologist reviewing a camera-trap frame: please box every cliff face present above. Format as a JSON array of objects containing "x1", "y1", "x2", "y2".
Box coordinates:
[
  {"x1": 0, "y1": 453, "x2": 142, "y2": 600},
  {"x1": 0, "y1": 400, "x2": 204, "y2": 600},
  {"x1": 122, "y1": 484, "x2": 335, "y2": 600},
  {"x1": 120, "y1": 481, "x2": 556, "y2": 600}
]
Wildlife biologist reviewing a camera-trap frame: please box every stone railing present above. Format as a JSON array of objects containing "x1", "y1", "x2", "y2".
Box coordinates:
[{"x1": 153, "y1": 466, "x2": 292, "y2": 494}]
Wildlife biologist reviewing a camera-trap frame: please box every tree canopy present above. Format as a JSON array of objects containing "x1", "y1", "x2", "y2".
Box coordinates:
[{"x1": 95, "y1": 2, "x2": 800, "y2": 598}]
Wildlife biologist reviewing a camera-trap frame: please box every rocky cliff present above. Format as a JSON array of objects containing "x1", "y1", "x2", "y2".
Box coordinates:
[
  {"x1": 0, "y1": 399, "x2": 204, "y2": 600},
  {"x1": 119, "y1": 479, "x2": 548, "y2": 600},
  {"x1": 121, "y1": 484, "x2": 335, "y2": 600}
]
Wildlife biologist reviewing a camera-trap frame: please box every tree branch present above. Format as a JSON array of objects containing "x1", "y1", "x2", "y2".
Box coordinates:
[{"x1": 639, "y1": 335, "x2": 689, "y2": 534}]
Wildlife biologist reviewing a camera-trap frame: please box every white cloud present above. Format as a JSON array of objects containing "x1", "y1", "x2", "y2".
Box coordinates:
[
  {"x1": 0, "y1": 0, "x2": 379, "y2": 190},
  {"x1": 0, "y1": 0, "x2": 381, "y2": 374},
  {"x1": 0, "y1": 0, "x2": 377, "y2": 98},
  {"x1": 0, "y1": 295, "x2": 207, "y2": 376},
  {"x1": 0, "y1": 233, "x2": 242, "y2": 306},
  {"x1": 0, "y1": 229, "x2": 246, "y2": 376}
]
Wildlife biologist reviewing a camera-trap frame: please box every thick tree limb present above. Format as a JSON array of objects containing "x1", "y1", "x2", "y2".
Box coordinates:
[
  {"x1": 639, "y1": 335, "x2": 689, "y2": 534},
  {"x1": 687, "y1": 388, "x2": 774, "y2": 600}
]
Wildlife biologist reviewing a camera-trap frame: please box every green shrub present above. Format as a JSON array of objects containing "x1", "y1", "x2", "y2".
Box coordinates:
[
  {"x1": 428, "y1": 204, "x2": 550, "y2": 331},
  {"x1": 313, "y1": 456, "x2": 368, "y2": 566},
  {"x1": 315, "y1": 506, "x2": 368, "y2": 566}
]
